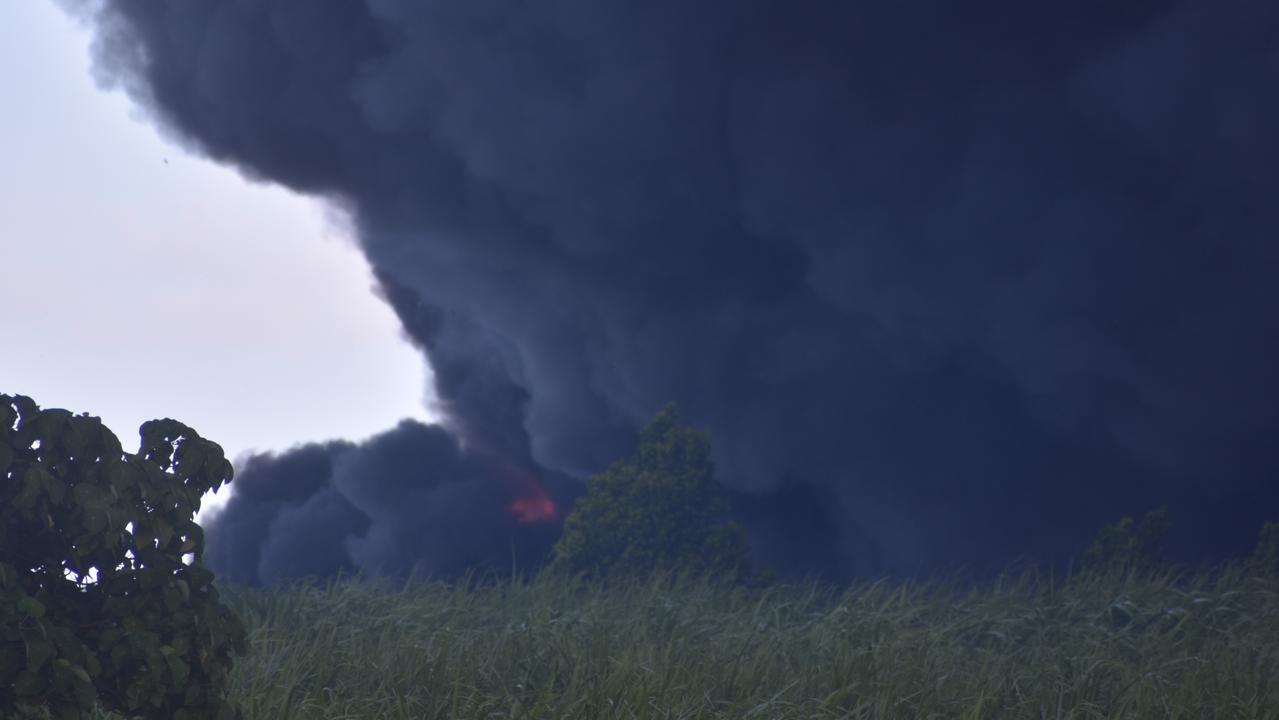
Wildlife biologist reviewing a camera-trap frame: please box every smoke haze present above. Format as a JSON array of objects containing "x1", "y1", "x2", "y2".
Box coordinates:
[{"x1": 76, "y1": 0, "x2": 1279, "y2": 583}]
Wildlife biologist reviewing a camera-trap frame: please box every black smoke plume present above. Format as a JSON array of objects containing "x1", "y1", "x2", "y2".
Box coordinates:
[
  {"x1": 203, "y1": 421, "x2": 573, "y2": 586},
  {"x1": 77, "y1": 0, "x2": 1279, "y2": 583}
]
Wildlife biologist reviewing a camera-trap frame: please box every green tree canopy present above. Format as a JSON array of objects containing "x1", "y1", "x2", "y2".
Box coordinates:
[
  {"x1": 551, "y1": 403, "x2": 750, "y2": 580},
  {"x1": 1, "y1": 394, "x2": 246, "y2": 719}
]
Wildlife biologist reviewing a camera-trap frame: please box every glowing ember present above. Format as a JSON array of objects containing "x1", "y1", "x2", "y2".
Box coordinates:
[{"x1": 509, "y1": 495, "x2": 557, "y2": 524}]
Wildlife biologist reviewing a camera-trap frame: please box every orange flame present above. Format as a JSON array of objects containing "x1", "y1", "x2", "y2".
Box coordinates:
[
  {"x1": 503, "y1": 462, "x2": 559, "y2": 524},
  {"x1": 509, "y1": 493, "x2": 557, "y2": 524}
]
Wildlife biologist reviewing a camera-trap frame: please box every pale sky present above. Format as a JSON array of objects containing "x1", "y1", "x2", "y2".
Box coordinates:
[{"x1": 0, "y1": 3, "x2": 436, "y2": 519}]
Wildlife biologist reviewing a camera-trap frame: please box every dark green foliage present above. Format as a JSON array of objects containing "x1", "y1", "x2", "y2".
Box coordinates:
[
  {"x1": 551, "y1": 403, "x2": 750, "y2": 580},
  {"x1": 1080, "y1": 505, "x2": 1170, "y2": 573},
  {"x1": 1, "y1": 394, "x2": 246, "y2": 720},
  {"x1": 1252, "y1": 521, "x2": 1279, "y2": 577}
]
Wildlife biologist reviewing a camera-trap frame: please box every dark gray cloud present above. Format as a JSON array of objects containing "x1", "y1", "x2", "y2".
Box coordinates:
[
  {"x1": 204, "y1": 421, "x2": 573, "y2": 586},
  {"x1": 82, "y1": 0, "x2": 1279, "y2": 582}
]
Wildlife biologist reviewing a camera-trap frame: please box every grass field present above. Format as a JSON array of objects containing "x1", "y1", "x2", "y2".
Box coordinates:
[{"x1": 87, "y1": 563, "x2": 1279, "y2": 719}]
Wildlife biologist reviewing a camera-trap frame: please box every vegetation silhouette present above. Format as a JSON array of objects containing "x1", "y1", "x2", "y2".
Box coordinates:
[
  {"x1": 1079, "y1": 505, "x2": 1171, "y2": 573},
  {"x1": 551, "y1": 403, "x2": 750, "y2": 581},
  {"x1": 1, "y1": 394, "x2": 245, "y2": 720},
  {"x1": 6, "y1": 391, "x2": 1279, "y2": 717}
]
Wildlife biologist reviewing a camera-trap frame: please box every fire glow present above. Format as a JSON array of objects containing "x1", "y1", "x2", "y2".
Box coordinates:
[
  {"x1": 509, "y1": 494, "x2": 557, "y2": 524},
  {"x1": 503, "y1": 462, "x2": 559, "y2": 524}
]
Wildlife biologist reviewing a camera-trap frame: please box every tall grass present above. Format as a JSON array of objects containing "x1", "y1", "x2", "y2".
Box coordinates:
[{"x1": 96, "y1": 565, "x2": 1278, "y2": 719}]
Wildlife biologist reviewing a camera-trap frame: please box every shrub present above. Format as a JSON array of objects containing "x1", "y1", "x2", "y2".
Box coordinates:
[
  {"x1": 1252, "y1": 521, "x2": 1279, "y2": 577},
  {"x1": 1080, "y1": 505, "x2": 1170, "y2": 573},
  {"x1": 551, "y1": 403, "x2": 750, "y2": 580},
  {"x1": 0, "y1": 394, "x2": 246, "y2": 719}
]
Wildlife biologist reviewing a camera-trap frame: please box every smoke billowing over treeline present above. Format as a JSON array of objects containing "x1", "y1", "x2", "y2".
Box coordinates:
[{"x1": 74, "y1": 0, "x2": 1279, "y2": 584}]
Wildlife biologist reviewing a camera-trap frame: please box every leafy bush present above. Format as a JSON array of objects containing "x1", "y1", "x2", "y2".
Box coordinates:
[
  {"x1": 1252, "y1": 521, "x2": 1279, "y2": 577},
  {"x1": 551, "y1": 403, "x2": 750, "y2": 580},
  {"x1": 0, "y1": 394, "x2": 246, "y2": 719},
  {"x1": 1080, "y1": 505, "x2": 1170, "y2": 573}
]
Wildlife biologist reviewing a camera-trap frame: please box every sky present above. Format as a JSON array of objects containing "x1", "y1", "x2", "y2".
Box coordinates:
[
  {"x1": 0, "y1": 2, "x2": 433, "y2": 519},
  {"x1": 7, "y1": 0, "x2": 1279, "y2": 586}
]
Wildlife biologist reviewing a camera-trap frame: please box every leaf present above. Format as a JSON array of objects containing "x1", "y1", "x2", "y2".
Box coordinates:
[
  {"x1": 43, "y1": 472, "x2": 67, "y2": 505},
  {"x1": 0, "y1": 396, "x2": 18, "y2": 432},
  {"x1": 69, "y1": 665, "x2": 98, "y2": 707},
  {"x1": 14, "y1": 670, "x2": 46, "y2": 698},
  {"x1": 25, "y1": 639, "x2": 55, "y2": 672},
  {"x1": 11, "y1": 395, "x2": 40, "y2": 427},
  {"x1": 110, "y1": 640, "x2": 130, "y2": 669},
  {"x1": 175, "y1": 441, "x2": 206, "y2": 478},
  {"x1": 51, "y1": 701, "x2": 88, "y2": 720},
  {"x1": 61, "y1": 420, "x2": 91, "y2": 459},
  {"x1": 182, "y1": 564, "x2": 215, "y2": 590},
  {"x1": 71, "y1": 481, "x2": 103, "y2": 512},
  {"x1": 19, "y1": 466, "x2": 57, "y2": 506},
  {"x1": 125, "y1": 679, "x2": 145, "y2": 710},
  {"x1": 48, "y1": 626, "x2": 82, "y2": 659},
  {"x1": 155, "y1": 518, "x2": 175, "y2": 548},
  {"x1": 85, "y1": 508, "x2": 109, "y2": 535},
  {"x1": 179, "y1": 522, "x2": 205, "y2": 555},
  {"x1": 163, "y1": 584, "x2": 184, "y2": 612},
  {"x1": 17, "y1": 595, "x2": 46, "y2": 618},
  {"x1": 69, "y1": 663, "x2": 92, "y2": 685},
  {"x1": 104, "y1": 462, "x2": 129, "y2": 495},
  {"x1": 166, "y1": 654, "x2": 191, "y2": 685},
  {"x1": 215, "y1": 458, "x2": 234, "y2": 486}
]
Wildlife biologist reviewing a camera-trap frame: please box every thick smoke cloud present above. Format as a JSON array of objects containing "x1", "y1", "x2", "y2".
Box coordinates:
[
  {"x1": 82, "y1": 0, "x2": 1279, "y2": 582},
  {"x1": 204, "y1": 421, "x2": 572, "y2": 585}
]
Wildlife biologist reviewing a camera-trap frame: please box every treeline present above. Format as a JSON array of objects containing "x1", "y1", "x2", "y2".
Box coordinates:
[
  {"x1": 1079, "y1": 504, "x2": 1279, "y2": 577},
  {"x1": 552, "y1": 402, "x2": 1279, "y2": 583}
]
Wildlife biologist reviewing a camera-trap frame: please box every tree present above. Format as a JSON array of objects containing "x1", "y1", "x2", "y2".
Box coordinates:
[
  {"x1": 1, "y1": 394, "x2": 246, "y2": 719},
  {"x1": 1080, "y1": 505, "x2": 1170, "y2": 573},
  {"x1": 551, "y1": 403, "x2": 750, "y2": 580}
]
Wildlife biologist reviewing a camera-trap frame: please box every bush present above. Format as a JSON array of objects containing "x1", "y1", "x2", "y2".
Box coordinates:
[
  {"x1": 1080, "y1": 505, "x2": 1170, "y2": 573},
  {"x1": 1252, "y1": 521, "x2": 1279, "y2": 577},
  {"x1": 0, "y1": 394, "x2": 246, "y2": 720},
  {"x1": 551, "y1": 403, "x2": 750, "y2": 580}
]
